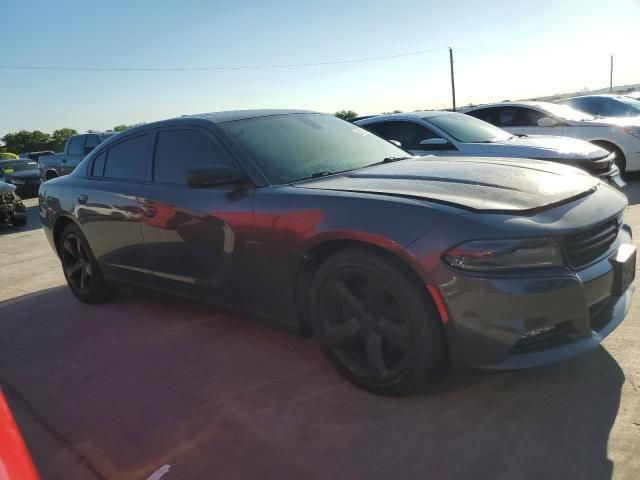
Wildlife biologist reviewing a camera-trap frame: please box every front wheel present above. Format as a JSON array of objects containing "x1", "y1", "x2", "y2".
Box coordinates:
[
  {"x1": 310, "y1": 248, "x2": 446, "y2": 395},
  {"x1": 59, "y1": 224, "x2": 114, "y2": 303}
]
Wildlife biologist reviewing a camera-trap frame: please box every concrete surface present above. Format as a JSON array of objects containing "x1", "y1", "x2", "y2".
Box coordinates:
[{"x1": 1, "y1": 190, "x2": 639, "y2": 480}]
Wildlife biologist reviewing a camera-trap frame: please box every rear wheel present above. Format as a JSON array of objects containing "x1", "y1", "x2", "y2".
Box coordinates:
[
  {"x1": 310, "y1": 248, "x2": 446, "y2": 395},
  {"x1": 59, "y1": 224, "x2": 114, "y2": 303}
]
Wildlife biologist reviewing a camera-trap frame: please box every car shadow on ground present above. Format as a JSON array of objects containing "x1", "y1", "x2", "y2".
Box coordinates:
[
  {"x1": 0, "y1": 199, "x2": 41, "y2": 234},
  {"x1": 0, "y1": 286, "x2": 623, "y2": 480}
]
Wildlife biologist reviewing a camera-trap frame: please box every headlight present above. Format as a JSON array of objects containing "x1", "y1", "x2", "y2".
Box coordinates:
[
  {"x1": 622, "y1": 127, "x2": 640, "y2": 139},
  {"x1": 8, "y1": 178, "x2": 25, "y2": 184},
  {"x1": 442, "y1": 238, "x2": 564, "y2": 271}
]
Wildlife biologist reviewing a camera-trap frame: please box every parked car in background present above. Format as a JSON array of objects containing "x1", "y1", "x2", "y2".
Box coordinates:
[
  {"x1": 21, "y1": 150, "x2": 55, "y2": 163},
  {"x1": 39, "y1": 132, "x2": 114, "y2": 181},
  {"x1": 0, "y1": 152, "x2": 19, "y2": 160},
  {"x1": 354, "y1": 111, "x2": 623, "y2": 188},
  {"x1": 0, "y1": 159, "x2": 41, "y2": 197},
  {"x1": 465, "y1": 101, "x2": 640, "y2": 173},
  {"x1": 557, "y1": 95, "x2": 640, "y2": 118},
  {"x1": 0, "y1": 181, "x2": 27, "y2": 227},
  {"x1": 39, "y1": 110, "x2": 635, "y2": 395}
]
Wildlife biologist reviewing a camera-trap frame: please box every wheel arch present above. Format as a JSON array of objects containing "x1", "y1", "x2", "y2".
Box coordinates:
[
  {"x1": 294, "y1": 237, "x2": 434, "y2": 337},
  {"x1": 52, "y1": 215, "x2": 79, "y2": 258},
  {"x1": 589, "y1": 140, "x2": 626, "y2": 171}
]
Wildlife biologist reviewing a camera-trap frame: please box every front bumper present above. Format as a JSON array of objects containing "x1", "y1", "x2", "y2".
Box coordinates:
[
  {"x1": 438, "y1": 228, "x2": 634, "y2": 369},
  {"x1": 597, "y1": 164, "x2": 625, "y2": 189}
]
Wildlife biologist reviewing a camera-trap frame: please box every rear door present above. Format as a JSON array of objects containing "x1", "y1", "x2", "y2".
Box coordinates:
[
  {"x1": 139, "y1": 125, "x2": 254, "y2": 301},
  {"x1": 75, "y1": 133, "x2": 152, "y2": 285}
]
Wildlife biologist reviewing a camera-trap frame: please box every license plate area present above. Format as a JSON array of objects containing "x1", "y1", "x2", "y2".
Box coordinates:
[{"x1": 611, "y1": 244, "x2": 636, "y2": 296}]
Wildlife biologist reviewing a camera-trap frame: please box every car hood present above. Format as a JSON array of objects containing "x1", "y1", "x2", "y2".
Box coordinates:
[
  {"x1": 0, "y1": 181, "x2": 17, "y2": 195},
  {"x1": 294, "y1": 157, "x2": 599, "y2": 213},
  {"x1": 3, "y1": 169, "x2": 40, "y2": 179},
  {"x1": 470, "y1": 135, "x2": 608, "y2": 161}
]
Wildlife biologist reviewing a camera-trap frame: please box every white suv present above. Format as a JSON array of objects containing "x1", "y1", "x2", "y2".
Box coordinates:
[{"x1": 465, "y1": 101, "x2": 640, "y2": 173}]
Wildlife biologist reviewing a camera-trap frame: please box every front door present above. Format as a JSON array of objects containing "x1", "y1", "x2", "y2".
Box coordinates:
[{"x1": 139, "y1": 126, "x2": 254, "y2": 301}]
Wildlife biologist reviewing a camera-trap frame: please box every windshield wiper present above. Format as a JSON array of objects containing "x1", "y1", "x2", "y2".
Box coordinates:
[{"x1": 366, "y1": 156, "x2": 411, "y2": 167}]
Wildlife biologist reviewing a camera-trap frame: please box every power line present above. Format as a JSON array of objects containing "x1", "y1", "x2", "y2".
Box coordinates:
[{"x1": 0, "y1": 47, "x2": 448, "y2": 72}]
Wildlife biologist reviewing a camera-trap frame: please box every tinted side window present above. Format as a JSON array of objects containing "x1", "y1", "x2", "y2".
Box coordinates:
[
  {"x1": 378, "y1": 121, "x2": 440, "y2": 150},
  {"x1": 153, "y1": 129, "x2": 233, "y2": 185},
  {"x1": 360, "y1": 122, "x2": 387, "y2": 137},
  {"x1": 103, "y1": 135, "x2": 150, "y2": 181},
  {"x1": 91, "y1": 151, "x2": 107, "y2": 177},
  {"x1": 85, "y1": 135, "x2": 102, "y2": 150},
  {"x1": 602, "y1": 99, "x2": 633, "y2": 116},
  {"x1": 467, "y1": 108, "x2": 497, "y2": 124},
  {"x1": 68, "y1": 137, "x2": 84, "y2": 155}
]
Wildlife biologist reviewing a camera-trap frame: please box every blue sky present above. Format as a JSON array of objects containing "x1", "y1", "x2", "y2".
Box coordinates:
[{"x1": 1, "y1": 0, "x2": 639, "y2": 136}]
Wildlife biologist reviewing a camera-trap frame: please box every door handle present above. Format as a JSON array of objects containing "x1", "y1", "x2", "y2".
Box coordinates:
[{"x1": 77, "y1": 194, "x2": 88, "y2": 204}]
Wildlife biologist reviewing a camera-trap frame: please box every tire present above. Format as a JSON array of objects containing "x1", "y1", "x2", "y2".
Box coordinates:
[
  {"x1": 592, "y1": 141, "x2": 626, "y2": 174},
  {"x1": 12, "y1": 216, "x2": 27, "y2": 227},
  {"x1": 309, "y1": 247, "x2": 446, "y2": 395},
  {"x1": 59, "y1": 223, "x2": 115, "y2": 303}
]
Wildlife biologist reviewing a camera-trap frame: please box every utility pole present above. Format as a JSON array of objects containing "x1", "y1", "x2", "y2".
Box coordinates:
[
  {"x1": 449, "y1": 47, "x2": 456, "y2": 111},
  {"x1": 610, "y1": 55, "x2": 614, "y2": 93}
]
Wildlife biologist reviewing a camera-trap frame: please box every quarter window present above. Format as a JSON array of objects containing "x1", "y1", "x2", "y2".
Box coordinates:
[
  {"x1": 153, "y1": 129, "x2": 233, "y2": 185},
  {"x1": 469, "y1": 107, "x2": 545, "y2": 127},
  {"x1": 103, "y1": 134, "x2": 150, "y2": 181},
  {"x1": 68, "y1": 137, "x2": 84, "y2": 155}
]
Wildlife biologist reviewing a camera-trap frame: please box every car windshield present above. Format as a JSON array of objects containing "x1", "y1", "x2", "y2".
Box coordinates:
[
  {"x1": 0, "y1": 160, "x2": 38, "y2": 173},
  {"x1": 616, "y1": 96, "x2": 640, "y2": 112},
  {"x1": 426, "y1": 113, "x2": 512, "y2": 143},
  {"x1": 220, "y1": 113, "x2": 409, "y2": 184},
  {"x1": 540, "y1": 103, "x2": 596, "y2": 121}
]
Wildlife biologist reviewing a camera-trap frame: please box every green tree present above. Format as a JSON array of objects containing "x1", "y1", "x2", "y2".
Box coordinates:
[
  {"x1": 382, "y1": 110, "x2": 403, "y2": 114},
  {"x1": 49, "y1": 128, "x2": 78, "y2": 152},
  {"x1": 112, "y1": 124, "x2": 131, "y2": 132},
  {"x1": 334, "y1": 110, "x2": 358, "y2": 121},
  {"x1": 1, "y1": 130, "x2": 52, "y2": 154}
]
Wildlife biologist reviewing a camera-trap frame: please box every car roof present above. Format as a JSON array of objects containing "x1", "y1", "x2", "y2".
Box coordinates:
[
  {"x1": 191, "y1": 109, "x2": 317, "y2": 124},
  {"x1": 560, "y1": 94, "x2": 628, "y2": 101},
  {"x1": 356, "y1": 110, "x2": 457, "y2": 122},
  {"x1": 466, "y1": 100, "x2": 555, "y2": 111},
  {"x1": 111, "y1": 109, "x2": 320, "y2": 136}
]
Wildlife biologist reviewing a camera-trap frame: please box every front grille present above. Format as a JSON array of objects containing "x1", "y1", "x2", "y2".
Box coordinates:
[
  {"x1": 564, "y1": 218, "x2": 620, "y2": 269},
  {"x1": 511, "y1": 322, "x2": 574, "y2": 354}
]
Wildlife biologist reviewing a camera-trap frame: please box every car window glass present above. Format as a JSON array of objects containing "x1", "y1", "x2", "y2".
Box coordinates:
[
  {"x1": 602, "y1": 99, "x2": 633, "y2": 116},
  {"x1": 153, "y1": 129, "x2": 233, "y2": 185},
  {"x1": 494, "y1": 107, "x2": 545, "y2": 127},
  {"x1": 92, "y1": 151, "x2": 107, "y2": 177},
  {"x1": 360, "y1": 122, "x2": 387, "y2": 137},
  {"x1": 68, "y1": 137, "x2": 84, "y2": 155},
  {"x1": 103, "y1": 134, "x2": 150, "y2": 181},
  {"x1": 85, "y1": 135, "x2": 102, "y2": 150},
  {"x1": 378, "y1": 121, "x2": 440, "y2": 150}
]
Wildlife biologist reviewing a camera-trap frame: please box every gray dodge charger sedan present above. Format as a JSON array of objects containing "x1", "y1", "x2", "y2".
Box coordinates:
[{"x1": 38, "y1": 110, "x2": 635, "y2": 394}]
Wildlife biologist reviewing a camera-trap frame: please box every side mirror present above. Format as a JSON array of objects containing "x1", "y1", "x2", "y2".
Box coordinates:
[
  {"x1": 187, "y1": 166, "x2": 245, "y2": 188},
  {"x1": 389, "y1": 140, "x2": 402, "y2": 147},
  {"x1": 537, "y1": 117, "x2": 558, "y2": 127},
  {"x1": 419, "y1": 138, "x2": 449, "y2": 146}
]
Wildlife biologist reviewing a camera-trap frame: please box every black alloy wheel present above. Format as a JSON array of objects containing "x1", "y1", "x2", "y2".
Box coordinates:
[
  {"x1": 60, "y1": 224, "x2": 114, "y2": 303},
  {"x1": 311, "y1": 248, "x2": 446, "y2": 395}
]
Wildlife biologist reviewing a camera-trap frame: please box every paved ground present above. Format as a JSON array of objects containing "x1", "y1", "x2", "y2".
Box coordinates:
[{"x1": 1, "y1": 189, "x2": 639, "y2": 480}]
